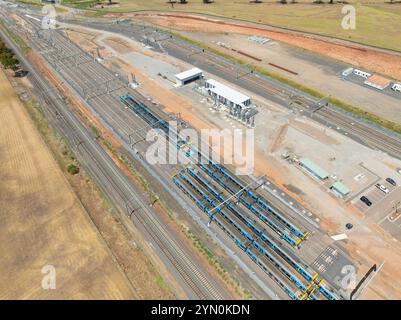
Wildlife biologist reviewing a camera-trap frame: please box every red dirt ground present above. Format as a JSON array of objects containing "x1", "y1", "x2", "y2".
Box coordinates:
[{"x1": 124, "y1": 12, "x2": 401, "y2": 81}]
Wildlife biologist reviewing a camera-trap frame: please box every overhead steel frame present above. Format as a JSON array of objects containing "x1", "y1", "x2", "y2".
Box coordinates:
[
  {"x1": 174, "y1": 170, "x2": 314, "y2": 300},
  {"x1": 198, "y1": 162, "x2": 308, "y2": 244},
  {"x1": 195, "y1": 163, "x2": 336, "y2": 300},
  {"x1": 202, "y1": 161, "x2": 308, "y2": 239},
  {"x1": 179, "y1": 169, "x2": 322, "y2": 298},
  {"x1": 128, "y1": 114, "x2": 180, "y2": 146},
  {"x1": 173, "y1": 174, "x2": 297, "y2": 297},
  {"x1": 187, "y1": 167, "x2": 298, "y2": 247},
  {"x1": 119, "y1": 93, "x2": 337, "y2": 300},
  {"x1": 121, "y1": 95, "x2": 170, "y2": 134}
]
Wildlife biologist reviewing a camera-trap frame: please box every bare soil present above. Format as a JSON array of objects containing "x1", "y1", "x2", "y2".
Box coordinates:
[
  {"x1": 133, "y1": 12, "x2": 401, "y2": 81},
  {"x1": 63, "y1": 26, "x2": 401, "y2": 299},
  {"x1": 28, "y1": 40, "x2": 239, "y2": 299},
  {"x1": 25, "y1": 50, "x2": 182, "y2": 299},
  {"x1": 0, "y1": 68, "x2": 135, "y2": 299}
]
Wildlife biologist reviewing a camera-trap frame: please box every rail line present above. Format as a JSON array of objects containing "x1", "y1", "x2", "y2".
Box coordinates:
[
  {"x1": 59, "y1": 19, "x2": 401, "y2": 159},
  {"x1": 5, "y1": 12, "x2": 343, "y2": 300},
  {"x1": 313, "y1": 107, "x2": 401, "y2": 156},
  {"x1": 120, "y1": 93, "x2": 338, "y2": 300},
  {"x1": 0, "y1": 13, "x2": 226, "y2": 300}
]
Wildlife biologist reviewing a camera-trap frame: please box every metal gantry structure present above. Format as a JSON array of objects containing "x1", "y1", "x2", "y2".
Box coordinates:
[
  {"x1": 7, "y1": 10, "x2": 340, "y2": 300},
  {"x1": 119, "y1": 94, "x2": 338, "y2": 301}
]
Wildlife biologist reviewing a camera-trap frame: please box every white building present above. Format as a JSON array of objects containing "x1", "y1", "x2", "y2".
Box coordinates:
[
  {"x1": 205, "y1": 79, "x2": 252, "y2": 108},
  {"x1": 175, "y1": 68, "x2": 203, "y2": 86},
  {"x1": 204, "y1": 79, "x2": 257, "y2": 126},
  {"x1": 330, "y1": 181, "x2": 351, "y2": 198}
]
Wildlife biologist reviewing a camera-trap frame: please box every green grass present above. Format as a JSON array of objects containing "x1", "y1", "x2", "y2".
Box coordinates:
[
  {"x1": 0, "y1": 21, "x2": 30, "y2": 53},
  {"x1": 15, "y1": 0, "x2": 44, "y2": 7},
  {"x1": 62, "y1": 0, "x2": 401, "y2": 52},
  {"x1": 67, "y1": 163, "x2": 80, "y2": 174},
  {"x1": 89, "y1": 124, "x2": 101, "y2": 138},
  {"x1": 62, "y1": 0, "x2": 98, "y2": 10}
]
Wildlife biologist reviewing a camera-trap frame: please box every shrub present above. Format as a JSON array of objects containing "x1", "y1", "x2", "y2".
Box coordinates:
[{"x1": 67, "y1": 163, "x2": 79, "y2": 175}]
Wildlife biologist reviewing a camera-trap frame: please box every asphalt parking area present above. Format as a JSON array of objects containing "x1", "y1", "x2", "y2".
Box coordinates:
[{"x1": 352, "y1": 180, "x2": 397, "y2": 213}]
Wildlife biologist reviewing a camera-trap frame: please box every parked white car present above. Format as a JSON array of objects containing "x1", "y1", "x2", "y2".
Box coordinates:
[{"x1": 375, "y1": 183, "x2": 389, "y2": 194}]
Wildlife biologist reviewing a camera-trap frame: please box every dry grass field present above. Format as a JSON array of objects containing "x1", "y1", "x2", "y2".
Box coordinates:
[
  {"x1": 0, "y1": 69, "x2": 136, "y2": 299},
  {"x1": 60, "y1": 0, "x2": 401, "y2": 52}
]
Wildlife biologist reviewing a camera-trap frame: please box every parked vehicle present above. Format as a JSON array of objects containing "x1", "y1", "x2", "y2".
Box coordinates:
[
  {"x1": 375, "y1": 183, "x2": 389, "y2": 194},
  {"x1": 346, "y1": 223, "x2": 353, "y2": 230},
  {"x1": 360, "y1": 196, "x2": 372, "y2": 207},
  {"x1": 386, "y1": 177, "x2": 397, "y2": 187},
  {"x1": 353, "y1": 69, "x2": 371, "y2": 78},
  {"x1": 342, "y1": 68, "x2": 353, "y2": 77},
  {"x1": 391, "y1": 83, "x2": 401, "y2": 92}
]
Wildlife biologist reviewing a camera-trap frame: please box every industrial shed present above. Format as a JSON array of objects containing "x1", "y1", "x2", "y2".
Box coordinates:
[
  {"x1": 205, "y1": 79, "x2": 252, "y2": 108},
  {"x1": 175, "y1": 68, "x2": 203, "y2": 86},
  {"x1": 330, "y1": 182, "x2": 351, "y2": 198},
  {"x1": 204, "y1": 79, "x2": 257, "y2": 126},
  {"x1": 299, "y1": 158, "x2": 329, "y2": 181}
]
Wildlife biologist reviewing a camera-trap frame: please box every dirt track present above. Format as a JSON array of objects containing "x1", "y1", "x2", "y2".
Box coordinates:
[{"x1": 130, "y1": 12, "x2": 401, "y2": 81}]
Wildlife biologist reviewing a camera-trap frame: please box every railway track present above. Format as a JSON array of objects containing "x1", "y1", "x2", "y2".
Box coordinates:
[
  {"x1": 313, "y1": 107, "x2": 401, "y2": 156},
  {"x1": 120, "y1": 93, "x2": 339, "y2": 300},
  {"x1": 0, "y1": 15, "x2": 226, "y2": 300},
  {"x1": 53, "y1": 19, "x2": 401, "y2": 160},
  {"x1": 54, "y1": 17, "x2": 401, "y2": 158},
  {"x1": 71, "y1": 19, "x2": 401, "y2": 160},
  {"x1": 161, "y1": 38, "x2": 401, "y2": 159},
  {"x1": 3, "y1": 12, "x2": 345, "y2": 300},
  {"x1": 55, "y1": 21, "x2": 401, "y2": 159}
]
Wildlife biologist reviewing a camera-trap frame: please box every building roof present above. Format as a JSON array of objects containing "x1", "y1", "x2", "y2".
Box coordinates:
[
  {"x1": 206, "y1": 79, "x2": 250, "y2": 105},
  {"x1": 299, "y1": 158, "x2": 329, "y2": 180},
  {"x1": 331, "y1": 181, "x2": 351, "y2": 195},
  {"x1": 365, "y1": 74, "x2": 391, "y2": 88},
  {"x1": 331, "y1": 233, "x2": 348, "y2": 241},
  {"x1": 175, "y1": 68, "x2": 203, "y2": 81}
]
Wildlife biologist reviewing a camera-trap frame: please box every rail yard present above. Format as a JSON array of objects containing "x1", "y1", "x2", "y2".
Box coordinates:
[{"x1": 1, "y1": 1, "x2": 401, "y2": 303}]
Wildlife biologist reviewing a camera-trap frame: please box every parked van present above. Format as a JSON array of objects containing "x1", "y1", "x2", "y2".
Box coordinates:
[
  {"x1": 391, "y1": 83, "x2": 401, "y2": 92},
  {"x1": 342, "y1": 68, "x2": 353, "y2": 77}
]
